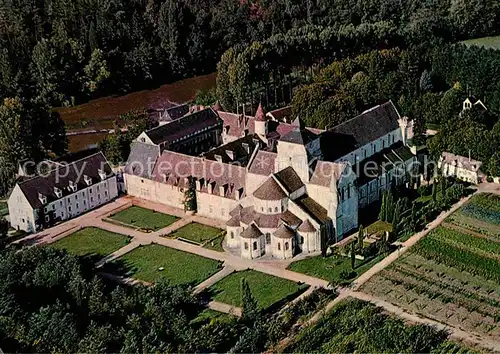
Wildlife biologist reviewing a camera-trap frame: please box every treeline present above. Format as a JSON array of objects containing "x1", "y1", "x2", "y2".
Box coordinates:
[{"x1": 215, "y1": 0, "x2": 500, "y2": 111}]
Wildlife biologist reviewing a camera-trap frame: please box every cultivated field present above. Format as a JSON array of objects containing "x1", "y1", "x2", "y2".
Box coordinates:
[
  {"x1": 106, "y1": 244, "x2": 222, "y2": 285},
  {"x1": 361, "y1": 193, "x2": 500, "y2": 340},
  {"x1": 50, "y1": 227, "x2": 131, "y2": 257},
  {"x1": 209, "y1": 270, "x2": 308, "y2": 311}
]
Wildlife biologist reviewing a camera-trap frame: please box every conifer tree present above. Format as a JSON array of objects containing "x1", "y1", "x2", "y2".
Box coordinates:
[
  {"x1": 357, "y1": 225, "x2": 364, "y2": 250},
  {"x1": 350, "y1": 243, "x2": 356, "y2": 269},
  {"x1": 379, "y1": 192, "x2": 386, "y2": 221},
  {"x1": 432, "y1": 180, "x2": 437, "y2": 202},
  {"x1": 240, "y1": 278, "x2": 259, "y2": 325}
]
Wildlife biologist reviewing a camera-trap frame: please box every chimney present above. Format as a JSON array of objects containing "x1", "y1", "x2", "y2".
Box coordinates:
[
  {"x1": 219, "y1": 184, "x2": 227, "y2": 197},
  {"x1": 242, "y1": 143, "x2": 250, "y2": 154},
  {"x1": 98, "y1": 169, "x2": 106, "y2": 181}
]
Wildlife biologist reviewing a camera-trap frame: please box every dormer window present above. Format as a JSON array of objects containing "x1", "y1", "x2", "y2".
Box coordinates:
[
  {"x1": 68, "y1": 180, "x2": 77, "y2": 193},
  {"x1": 54, "y1": 187, "x2": 62, "y2": 198},
  {"x1": 38, "y1": 193, "x2": 47, "y2": 205},
  {"x1": 98, "y1": 169, "x2": 106, "y2": 181},
  {"x1": 84, "y1": 175, "x2": 92, "y2": 186},
  {"x1": 226, "y1": 150, "x2": 234, "y2": 160}
]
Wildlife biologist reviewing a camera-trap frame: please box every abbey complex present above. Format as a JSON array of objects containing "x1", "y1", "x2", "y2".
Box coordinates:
[{"x1": 124, "y1": 101, "x2": 415, "y2": 259}]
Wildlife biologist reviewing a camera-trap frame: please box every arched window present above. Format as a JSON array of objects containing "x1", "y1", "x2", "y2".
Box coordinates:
[
  {"x1": 244, "y1": 242, "x2": 248, "y2": 250},
  {"x1": 277, "y1": 243, "x2": 281, "y2": 251},
  {"x1": 275, "y1": 207, "x2": 279, "y2": 212},
  {"x1": 285, "y1": 242, "x2": 289, "y2": 251},
  {"x1": 253, "y1": 242, "x2": 257, "y2": 251},
  {"x1": 230, "y1": 231, "x2": 234, "y2": 239},
  {"x1": 265, "y1": 233, "x2": 271, "y2": 244},
  {"x1": 268, "y1": 208, "x2": 272, "y2": 213}
]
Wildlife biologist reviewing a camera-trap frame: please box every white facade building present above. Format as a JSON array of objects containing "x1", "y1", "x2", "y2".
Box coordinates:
[{"x1": 8, "y1": 152, "x2": 118, "y2": 232}]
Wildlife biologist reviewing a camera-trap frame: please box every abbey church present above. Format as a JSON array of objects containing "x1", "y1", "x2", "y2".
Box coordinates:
[{"x1": 124, "y1": 101, "x2": 415, "y2": 260}]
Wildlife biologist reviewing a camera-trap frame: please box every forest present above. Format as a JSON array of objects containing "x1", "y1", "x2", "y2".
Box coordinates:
[{"x1": 0, "y1": 0, "x2": 500, "y2": 195}]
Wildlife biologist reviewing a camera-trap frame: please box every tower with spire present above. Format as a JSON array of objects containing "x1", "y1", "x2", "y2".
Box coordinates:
[{"x1": 254, "y1": 102, "x2": 268, "y2": 137}]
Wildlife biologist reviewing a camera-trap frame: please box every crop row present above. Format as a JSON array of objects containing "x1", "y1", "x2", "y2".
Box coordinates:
[
  {"x1": 412, "y1": 236, "x2": 500, "y2": 283},
  {"x1": 467, "y1": 193, "x2": 500, "y2": 213},
  {"x1": 431, "y1": 226, "x2": 500, "y2": 257},
  {"x1": 460, "y1": 204, "x2": 500, "y2": 225}
]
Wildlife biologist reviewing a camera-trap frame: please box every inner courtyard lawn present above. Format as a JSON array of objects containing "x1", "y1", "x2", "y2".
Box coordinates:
[
  {"x1": 50, "y1": 227, "x2": 130, "y2": 257},
  {"x1": 108, "y1": 244, "x2": 222, "y2": 285},
  {"x1": 209, "y1": 270, "x2": 308, "y2": 310},
  {"x1": 108, "y1": 206, "x2": 179, "y2": 231},
  {"x1": 288, "y1": 254, "x2": 384, "y2": 284},
  {"x1": 169, "y1": 222, "x2": 222, "y2": 244}
]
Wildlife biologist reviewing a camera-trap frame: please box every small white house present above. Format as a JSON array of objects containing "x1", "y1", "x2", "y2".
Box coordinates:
[
  {"x1": 8, "y1": 152, "x2": 118, "y2": 232},
  {"x1": 439, "y1": 152, "x2": 483, "y2": 184}
]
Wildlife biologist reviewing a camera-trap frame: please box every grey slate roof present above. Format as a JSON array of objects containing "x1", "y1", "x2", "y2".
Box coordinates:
[
  {"x1": 274, "y1": 167, "x2": 304, "y2": 193},
  {"x1": 240, "y1": 224, "x2": 263, "y2": 239},
  {"x1": 280, "y1": 129, "x2": 318, "y2": 145},
  {"x1": 161, "y1": 104, "x2": 189, "y2": 122},
  {"x1": 124, "y1": 141, "x2": 161, "y2": 178},
  {"x1": 145, "y1": 108, "x2": 221, "y2": 145},
  {"x1": 322, "y1": 101, "x2": 401, "y2": 161},
  {"x1": 274, "y1": 224, "x2": 295, "y2": 239},
  {"x1": 18, "y1": 152, "x2": 113, "y2": 209}
]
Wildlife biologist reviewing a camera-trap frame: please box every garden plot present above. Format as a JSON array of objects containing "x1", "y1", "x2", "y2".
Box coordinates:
[{"x1": 361, "y1": 224, "x2": 500, "y2": 340}]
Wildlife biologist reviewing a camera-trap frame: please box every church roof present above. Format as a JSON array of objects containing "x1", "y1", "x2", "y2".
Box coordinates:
[
  {"x1": 294, "y1": 195, "x2": 330, "y2": 224},
  {"x1": 280, "y1": 129, "x2": 318, "y2": 145},
  {"x1": 274, "y1": 224, "x2": 295, "y2": 239},
  {"x1": 255, "y1": 103, "x2": 266, "y2": 122},
  {"x1": 160, "y1": 104, "x2": 189, "y2": 122},
  {"x1": 253, "y1": 177, "x2": 287, "y2": 200},
  {"x1": 145, "y1": 108, "x2": 221, "y2": 145},
  {"x1": 226, "y1": 215, "x2": 241, "y2": 227},
  {"x1": 212, "y1": 101, "x2": 223, "y2": 111},
  {"x1": 322, "y1": 101, "x2": 400, "y2": 161},
  {"x1": 124, "y1": 141, "x2": 161, "y2": 178},
  {"x1": 18, "y1": 152, "x2": 114, "y2": 209},
  {"x1": 298, "y1": 219, "x2": 317, "y2": 233},
  {"x1": 274, "y1": 167, "x2": 304, "y2": 193},
  {"x1": 240, "y1": 224, "x2": 263, "y2": 239},
  {"x1": 309, "y1": 161, "x2": 347, "y2": 187},
  {"x1": 248, "y1": 151, "x2": 277, "y2": 176}
]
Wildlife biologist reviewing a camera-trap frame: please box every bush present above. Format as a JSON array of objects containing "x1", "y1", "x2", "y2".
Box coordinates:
[{"x1": 418, "y1": 185, "x2": 431, "y2": 196}]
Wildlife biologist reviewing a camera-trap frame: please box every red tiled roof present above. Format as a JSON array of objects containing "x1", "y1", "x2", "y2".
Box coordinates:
[
  {"x1": 255, "y1": 103, "x2": 266, "y2": 122},
  {"x1": 248, "y1": 150, "x2": 276, "y2": 176},
  {"x1": 151, "y1": 151, "x2": 247, "y2": 199},
  {"x1": 267, "y1": 106, "x2": 292, "y2": 121},
  {"x1": 309, "y1": 161, "x2": 347, "y2": 187},
  {"x1": 241, "y1": 224, "x2": 263, "y2": 239},
  {"x1": 274, "y1": 224, "x2": 295, "y2": 239},
  {"x1": 298, "y1": 219, "x2": 317, "y2": 233},
  {"x1": 253, "y1": 177, "x2": 287, "y2": 200}
]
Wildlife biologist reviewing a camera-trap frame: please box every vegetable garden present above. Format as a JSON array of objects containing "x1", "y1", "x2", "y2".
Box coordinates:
[{"x1": 360, "y1": 194, "x2": 500, "y2": 341}]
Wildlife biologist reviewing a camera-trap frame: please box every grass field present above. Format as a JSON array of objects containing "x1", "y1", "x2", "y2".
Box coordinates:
[
  {"x1": 107, "y1": 244, "x2": 222, "y2": 285},
  {"x1": 288, "y1": 253, "x2": 385, "y2": 284},
  {"x1": 190, "y1": 309, "x2": 234, "y2": 326},
  {"x1": 109, "y1": 206, "x2": 179, "y2": 231},
  {"x1": 170, "y1": 222, "x2": 222, "y2": 244},
  {"x1": 462, "y1": 35, "x2": 500, "y2": 50},
  {"x1": 209, "y1": 270, "x2": 308, "y2": 310},
  {"x1": 360, "y1": 194, "x2": 500, "y2": 340},
  {"x1": 50, "y1": 227, "x2": 130, "y2": 257}
]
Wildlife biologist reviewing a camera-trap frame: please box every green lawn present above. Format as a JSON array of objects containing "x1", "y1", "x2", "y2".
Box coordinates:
[
  {"x1": 366, "y1": 220, "x2": 392, "y2": 236},
  {"x1": 109, "y1": 206, "x2": 179, "y2": 231},
  {"x1": 50, "y1": 227, "x2": 130, "y2": 257},
  {"x1": 170, "y1": 222, "x2": 222, "y2": 244},
  {"x1": 462, "y1": 35, "x2": 500, "y2": 50},
  {"x1": 108, "y1": 244, "x2": 222, "y2": 285},
  {"x1": 203, "y1": 236, "x2": 224, "y2": 252},
  {"x1": 288, "y1": 254, "x2": 385, "y2": 284},
  {"x1": 209, "y1": 270, "x2": 308, "y2": 310}
]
